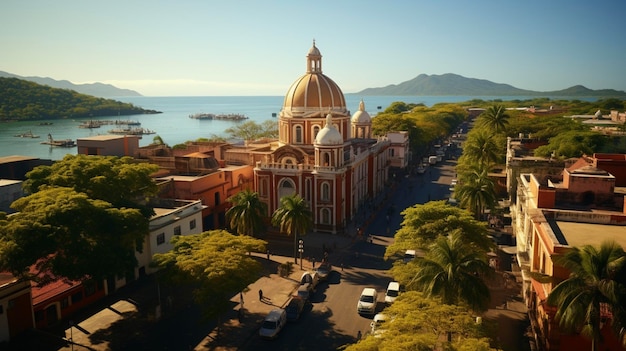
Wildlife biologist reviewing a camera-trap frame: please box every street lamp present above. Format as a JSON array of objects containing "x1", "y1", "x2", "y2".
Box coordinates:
[
  {"x1": 69, "y1": 320, "x2": 74, "y2": 351},
  {"x1": 298, "y1": 239, "x2": 304, "y2": 270}
]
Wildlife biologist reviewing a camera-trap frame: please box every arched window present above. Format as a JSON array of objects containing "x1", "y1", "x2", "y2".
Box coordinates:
[
  {"x1": 321, "y1": 182, "x2": 330, "y2": 201},
  {"x1": 260, "y1": 178, "x2": 268, "y2": 197},
  {"x1": 321, "y1": 208, "x2": 331, "y2": 224},
  {"x1": 295, "y1": 125, "x2": 302, "y2": 143},
  {"x1": 313, "y1": 125, "x2": 320, "y2": 139},
  {"x1": 278, "y1": 178, "x2": 296, "y2": 200},
  {"x1": 214, "y1": 192, "x2": 220, "y2": 206}
]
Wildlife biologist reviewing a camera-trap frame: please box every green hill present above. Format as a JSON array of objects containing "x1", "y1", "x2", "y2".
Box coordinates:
[
  {"x1": 356, "y1": 73, "x2": 626, "y2": 97},
  {"x1": 0, "y1": 77, "x2": 160, "y2": 122},
  {"x1": 0, "y1": 71, "x2": 141, "y2": 97}
]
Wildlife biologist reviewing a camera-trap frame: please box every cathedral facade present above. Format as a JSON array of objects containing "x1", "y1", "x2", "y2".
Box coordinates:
[{"x1": 253, "y1": 41, "x2": 391, "y2": 234}]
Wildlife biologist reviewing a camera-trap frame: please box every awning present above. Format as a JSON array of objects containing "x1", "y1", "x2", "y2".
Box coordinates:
[{"x1": 499, "y1": 245, "x2": 517, "y2": 255}]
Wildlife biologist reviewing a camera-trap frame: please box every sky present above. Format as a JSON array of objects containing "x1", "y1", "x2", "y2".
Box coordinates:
[{"x1": 2, "y1": 0, "x2": 625, "y2": 97}]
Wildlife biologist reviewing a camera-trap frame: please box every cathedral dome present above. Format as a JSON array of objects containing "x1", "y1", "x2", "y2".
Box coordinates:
[
  {"x1": 315, "y1": 113, "x2": 343, "y2": 145},
  {"x1": 282, "y1": 41, "x2": 348, "y2": 118},
  {"x1": 351, "y1": 99, "x2": 371, "y2": 124}
]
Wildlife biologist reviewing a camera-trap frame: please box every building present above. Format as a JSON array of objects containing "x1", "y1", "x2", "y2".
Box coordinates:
[
  {"x1": 0, "y1": 179, "x2": 23, "y2": 214},
  {"x1": 387, "y1": 131, "x2": 410, "y2": 169},
  {"x1": 0, "y1": 274, "x2": 33, "y2": 343},
  {"x1": 0, "y1": 156, "x2": 53, "y2": 180},
  {"x1": 76, "y1": 134, "x2": 140, "y2": 157},
  {"x1": 512, "y1": 159, "x2": 626, "y2": 351},
  {"x1": 229, "y1": 41, "x2": 394, "y2": 234}
]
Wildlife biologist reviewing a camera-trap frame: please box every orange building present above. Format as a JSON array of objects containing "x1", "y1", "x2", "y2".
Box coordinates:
[{"x1": 512, "y1": 160, "x2": 626, "y2": 350}]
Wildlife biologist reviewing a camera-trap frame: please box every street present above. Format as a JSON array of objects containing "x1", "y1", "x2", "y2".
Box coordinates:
[{"x1": 242, "y1": 154, "x2": 461, "y2": 350}]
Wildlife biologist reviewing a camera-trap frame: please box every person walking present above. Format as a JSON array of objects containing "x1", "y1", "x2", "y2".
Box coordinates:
[
  {"x1": 240, "y1": 291, "x2": 244, "y2": 306},
  {"x1": 258, "y1": 289, "x2": 263, "y2": 301}
]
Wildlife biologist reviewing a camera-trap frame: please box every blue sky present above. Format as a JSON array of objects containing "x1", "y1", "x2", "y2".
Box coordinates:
[{"x1": 2, "y1": 0, "x2": 625, "y2": 96}]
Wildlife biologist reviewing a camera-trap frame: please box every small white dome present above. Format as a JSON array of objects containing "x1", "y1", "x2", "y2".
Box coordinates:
[
  {"x1": 351, "y1": 99, "x2": 371, "y2": 123},
  {"x1": 315, "y1": 113, "x2": 343, "y2": 145}
]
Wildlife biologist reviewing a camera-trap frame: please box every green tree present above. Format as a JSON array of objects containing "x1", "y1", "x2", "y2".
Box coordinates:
[
  {"x1": 460, "y1": 130, "x2": 501, "y2": 168},
  {"x1": 342, "y1": 291, "x2": 492, "y2": 351},
  {"x1": 546, "y1": 241, "x2": 626, "y2": 351},
  {"x1": 409, "y1": 233, "x2": 491, "y2": 312},
  {"x1": 455, "y1": 164, "x2": 497, "y2": 220},
  {"x1": 534, "y1": 130, "x2": 606, "y2": 158},
  {"x1": 23, "y1": 154, "x2": 159, "y2": 217},
  {"x1": 151, "y1": 230, "x2": 266, "y2": 319},
  {"x1": 0, "y1": 187, "x2": 147, "y2": 284},
  {"x1": 226, "y1": 189, "x2": 268, "y2": 237},
  {"x1": 477, "y1": 105, "x2": 509, "y2": 133},
  {"x1": 224, "y1": 120, "x2": 278, "y2": 143},
  {"x1": 386, "y1": 201, "x2": 494, "y2": 258},
  {"x1": 271, "y1": 194, "x2": 313, "y2": 264}
]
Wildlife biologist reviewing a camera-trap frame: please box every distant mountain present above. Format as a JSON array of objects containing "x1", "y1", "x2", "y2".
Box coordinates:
[
  {"x1": 0, "y1": 71, "x2": 142, "y2": 97},
  {"x1": 356, "y1": 73, "x2": 626, "y2": 97}
]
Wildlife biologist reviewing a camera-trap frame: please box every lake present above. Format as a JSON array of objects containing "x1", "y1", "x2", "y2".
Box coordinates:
[{"x1": 0, "y1": 95, "x2": 582, "y2": 160}]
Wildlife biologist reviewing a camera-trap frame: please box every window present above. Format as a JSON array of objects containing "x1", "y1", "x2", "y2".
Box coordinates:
[
  {"x1": 71, "y1": 291, "x2": 83, "y2": 304},
  {"x1": 321, "y1": 182, "x2": 330, "y2": 201},
  {"x1": 61, "y1": 297, "x2": 69, "y2": 309},
  {"x1": 321, "y1": 208, "x2": 331, "y2": 224},
  {"x1": 157, "y1": 233, "x2": 165, "y2": 245},
  {"x1": 295, "y1": 125, "x2": 302, "y2": 143},
  {"x1": 190, "y1": 219, "x2": 196, "y2": 230},
  {"x1": 174, "y1": 226, "x2": 181, "y2": 236},
  {"x1": 313, "y1": 125, "x2": 320, "y2": 139}
]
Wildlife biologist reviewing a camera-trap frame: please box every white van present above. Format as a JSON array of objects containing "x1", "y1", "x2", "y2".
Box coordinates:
[
  {"x1": 357, "y1": 288, "x2": 378, "y2": 315},
  {"x1": 259, "y1": 308, "x2": 287, "y2": 339},
  {"x1": 385, "y1": 281, "x2": 400, "y2": 304}
]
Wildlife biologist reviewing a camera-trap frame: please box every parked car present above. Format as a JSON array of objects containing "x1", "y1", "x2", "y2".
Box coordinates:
[
  {"x1": 296, "y1": 283, "x2": 312, "y2": 302},
  {"x1": 357, "y1": 288, "x2": 378, "y2": 315},
  {"x1": 370, "y1": 313, "x2": 388, "y2": 337},
  {"x1": 384, "y1": 281, "x2": 400, "y2": 304},
  {"x1": 285, "y1": 296, "x2": 305, "y2": 321},
  {"x1": 403, "y1": 250, "x2": 416, "y2": 263},
  {"x1": 259, "y1": 308, "x2": 287, "y2": 339},
  {"x1": 300, "y1": 271, "x2": 319, "y2": 289},
  {"x1": 314, "y1": 262, "x2": 332, "y2": 281}
]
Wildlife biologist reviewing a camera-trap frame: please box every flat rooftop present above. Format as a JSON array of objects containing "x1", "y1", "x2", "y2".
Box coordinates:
[{"x1": 555, "y1": 221, "x2": 626, "y2": 248}]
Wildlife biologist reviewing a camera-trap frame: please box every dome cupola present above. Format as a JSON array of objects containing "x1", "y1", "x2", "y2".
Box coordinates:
[
  {"x1": 315, "y1": 113, "x2": 343, "y2": 145},
  {"x1": 281, "y1": 40, "x2": 348, "y2": 118}
]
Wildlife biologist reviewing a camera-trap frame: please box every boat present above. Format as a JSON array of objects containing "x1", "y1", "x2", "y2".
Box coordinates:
[
  {"x1": 108, "y1": 127, "x2": 155, "y2": 135},
  {"x1": 189, "y1": 113, "x2": 248, "y2": 121},
  {"x1": 39, "y1": 122, "x2": 53, "y2": 125},
  {"x1": 78, "y1": 121, "x2": 101, "y2": 129},
  {"x1": 41, "y1": 134, "x2": 76, "y2": 147},
  {"x1": 14, "y1": 130, "x2": 40, "y2": 138}
]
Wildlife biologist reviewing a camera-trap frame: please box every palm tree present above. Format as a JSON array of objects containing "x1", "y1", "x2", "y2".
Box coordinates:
[
  {"x1": 410, "y1": 232, "x2": 491, "y2": 312},
  {"x1": 455, "y1": 164, "x2": 497, "y2": 220},
  {"x1": 546, "y1": 241, "x2": 626, "y2": 351},
  {"x1": 225, "y1": 189, "x2": 268, "y2": 237},
  {"x1": 461, "y1": 130, "x2": 501, "y2": 168},
  {"x1": 271, "y1": 194, "x2": 313, "y2": 264},
  {"x1": 478, "y1": 105, "x2": 509, "y2": 133}
]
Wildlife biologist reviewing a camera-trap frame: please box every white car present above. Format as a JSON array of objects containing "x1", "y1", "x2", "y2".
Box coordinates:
[
  {"x1": 357, "y1": 288, "x2": 378, "y2": 315},
  {"x1": 370, "y1": 313, "x2": 388, "y2": 337},
  {"x1": 259, "y1": 308, "x2": 287, "y2": 339},
  {"x1": 384, "y1": 281, "x2": 400, "y2": 304}
]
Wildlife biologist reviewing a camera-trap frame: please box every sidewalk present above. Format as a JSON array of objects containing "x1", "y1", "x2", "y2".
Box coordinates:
[{"x1": 194, "y1": 252, "x2": 312, "y2": 351}]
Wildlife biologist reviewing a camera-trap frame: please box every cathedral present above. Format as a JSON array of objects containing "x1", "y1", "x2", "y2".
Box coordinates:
[{"x1": 252, "y1": 41, "x2": 392, "y2": 234}]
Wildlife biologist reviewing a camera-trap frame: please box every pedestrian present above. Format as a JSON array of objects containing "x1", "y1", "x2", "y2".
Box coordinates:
[
  {"x1": 240, "y1": 291, "x2": 244, "y2": 306},
  {"x1": 357, "y1": 330, "x2": 362, "y2": 340},
  {"x1": 312, "y1": 257, "x2": 316, "y2": 268},
  {"x1": 341, "y1": 262, "x2": 344, "y2": 271},
  {"x1": 266, "y1": 249, "x2": 270, "y2": 260},
  {"x1": 258, "y1": 289, "x2": 263, "y2": 301}
]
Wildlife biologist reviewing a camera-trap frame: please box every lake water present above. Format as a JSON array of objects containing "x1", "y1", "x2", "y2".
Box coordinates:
[{"x1": 0, "y1": 95, "x2": 582, "y2": 161}]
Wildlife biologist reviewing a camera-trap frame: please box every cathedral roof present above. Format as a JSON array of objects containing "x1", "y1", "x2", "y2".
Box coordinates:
[
  {"x1": 351, "y1": 99, "x2": 372, "y2": 124},
  {"x1": 281, "y1": 41, "x2": 348, "y2": 118},
  {"x1": 315, "y1": 113, "x2": 343, "y2": 145}
]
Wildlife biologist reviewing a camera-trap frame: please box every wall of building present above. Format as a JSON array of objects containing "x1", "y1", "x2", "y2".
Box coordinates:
[{"x1": 0, "y1": 278, "x2": 33, "y2": 343}]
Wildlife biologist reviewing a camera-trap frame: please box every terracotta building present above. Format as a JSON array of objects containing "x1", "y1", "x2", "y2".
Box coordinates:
[
  {"x1": 233, "y1": 41, "x2": 393, "y2": 234},
  {"x1": 512, "y1": 159, "x2": 626, "y2": 351}
]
